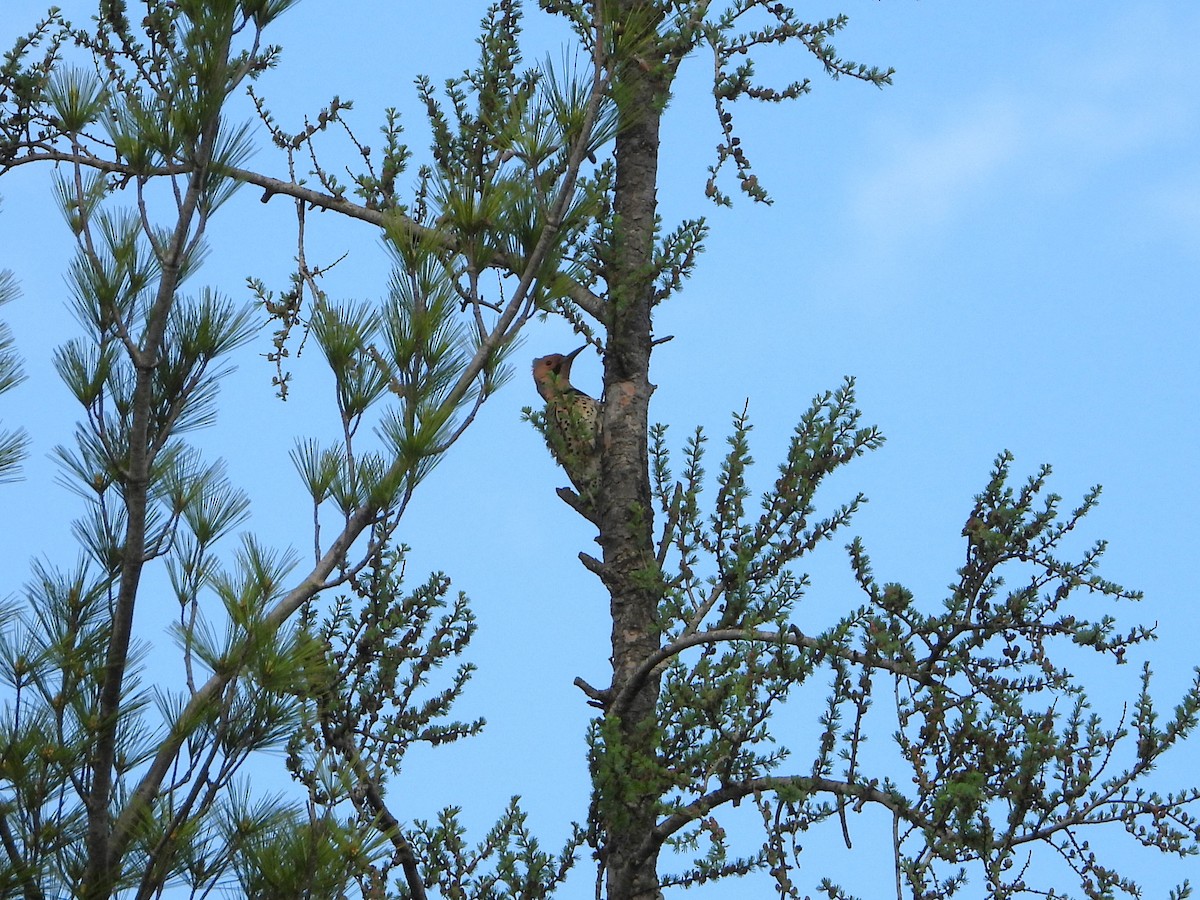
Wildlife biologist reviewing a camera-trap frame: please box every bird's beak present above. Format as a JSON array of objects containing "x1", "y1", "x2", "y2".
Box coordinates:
[{"x1": 565, "y1": 345, "x2": 586, "y2": 362}]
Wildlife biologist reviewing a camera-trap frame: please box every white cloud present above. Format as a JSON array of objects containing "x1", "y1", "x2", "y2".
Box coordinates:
[
  {"x1": 1145, "y1": 168, "x2": 1200, "y2": 259},
  {"x1": 849, "y1": 99, "x2": 1023, "y2": 241},
  {"x1": 841, "y1": 5, "x2": 1200, "y2": 268}
]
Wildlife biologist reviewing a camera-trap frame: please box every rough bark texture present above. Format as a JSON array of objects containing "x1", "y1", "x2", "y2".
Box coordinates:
[{"x1": 600, "y1": 7, "x2": 669, "y2": 897}]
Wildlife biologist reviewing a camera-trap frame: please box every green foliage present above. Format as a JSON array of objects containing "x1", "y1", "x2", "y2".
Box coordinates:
[
  {"x1": 0, "y1": 559, "x2": 155, "y2": 893},
  {"x1": 654, "y1": 379, "x2": 883, "y2": 642},
  {"x1": 2, "y1": 1, "x2": 531, "y2": 894},
  {"x1": 0, "y1": 255, "x2": 27, "y2": 482},
  {"x1": 0, "y1": 10, "x2": 66, "y2": 170},
  {"x1": 409, "y1": 799, "x2": 583, "y2": 900},
  {"x1": 289, "y1": 546, "x2": 484, "y2": 789},
  {"x1": 700, "y1": 5, "x2": 894, "y2": 205},
  {"x1": 221, "y1": 783, "x2": 379, "y2": 899},
  {"x1": 634, "y1": 385, "x2": 1200, "y2": 898},
  {"x1": 641, "y1": 378, "x2": 885, "y2": 886},
  {"x1": 279, "y1": 544, "x2": 586, "y2": 897},
  {"x1": 406, "y1": 7, "x2": 615, "y2": 312},
  {"x1": 589, "y1": 714, "x2": 673, "y2": 839}
]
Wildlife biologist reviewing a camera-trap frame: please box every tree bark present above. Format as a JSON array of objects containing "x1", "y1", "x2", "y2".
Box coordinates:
[{"x1": 599, "y1": 4, "x2": 669, "y2": 897}]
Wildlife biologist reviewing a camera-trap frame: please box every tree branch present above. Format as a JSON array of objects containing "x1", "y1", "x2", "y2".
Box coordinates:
[
  {"x1": 565, "y1": 279, "x2": 606, "y2": 322},
  {"x1": 0, "y1": 809, "x2": 43, "y2": 900},
  {"x1": 108, "y1": 502, "x2": 378, "y2": 863},
  {"x1": 652, "y1": 774, "x2": 913, "y2": 846},
  {"x1": 610, "y1": 626, "x2": 937, "y2": 717}
]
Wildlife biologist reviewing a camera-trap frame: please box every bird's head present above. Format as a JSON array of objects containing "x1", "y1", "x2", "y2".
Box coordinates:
[{"x1": 532, "y1": 345, "x2": 585, "y2": 401}]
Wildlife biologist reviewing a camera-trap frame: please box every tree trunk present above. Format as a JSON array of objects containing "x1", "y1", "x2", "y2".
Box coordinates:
[{"x1": 600, "y1": 5, "x2": 668, "y2": 897}]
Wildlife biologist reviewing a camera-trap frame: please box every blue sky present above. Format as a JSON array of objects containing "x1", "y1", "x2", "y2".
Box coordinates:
[{"x1": 1, "y1": 1, "x2": 1198, "y2": 896}]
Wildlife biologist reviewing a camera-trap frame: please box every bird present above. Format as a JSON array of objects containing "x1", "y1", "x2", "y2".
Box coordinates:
[{"x1": 532, "y1": 346, "x2": 601, "y2": 509}]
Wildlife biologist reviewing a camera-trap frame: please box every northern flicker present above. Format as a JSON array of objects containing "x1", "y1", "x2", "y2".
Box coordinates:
[{"x1": 532, "y1": 346, "x2": 601, "y2": 507}]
